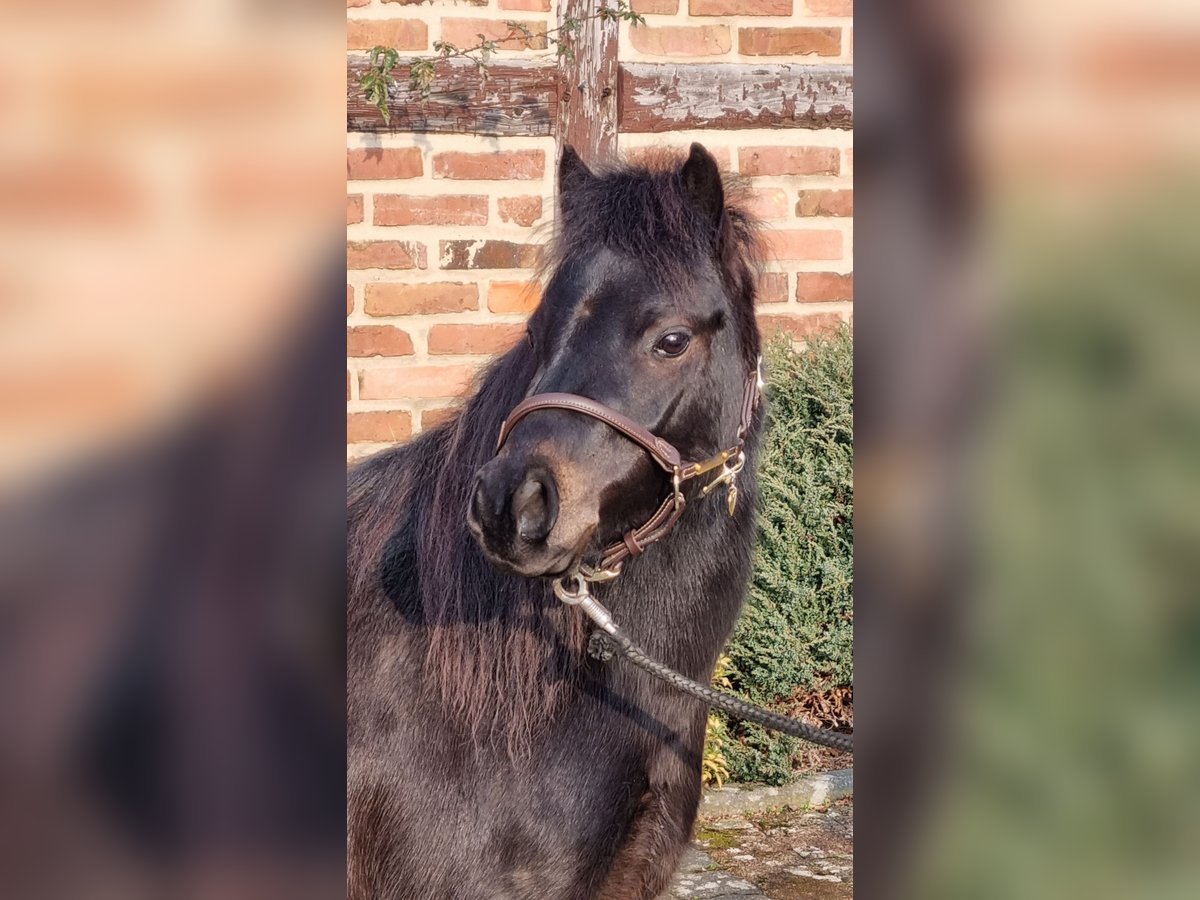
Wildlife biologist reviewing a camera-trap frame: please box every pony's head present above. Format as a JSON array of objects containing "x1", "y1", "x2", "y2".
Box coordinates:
[{"x1": 468, "y1": 143, "x2": 763, "y2": 578}]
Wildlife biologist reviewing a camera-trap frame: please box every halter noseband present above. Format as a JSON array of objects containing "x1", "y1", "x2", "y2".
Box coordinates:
[{"x1": 495, "y1": 359, "x2": 763, "y2": 584}]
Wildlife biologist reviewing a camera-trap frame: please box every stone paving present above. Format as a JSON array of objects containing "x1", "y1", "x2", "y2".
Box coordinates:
[
  {"x1": 667, "y1": 798, "x2": 853, "y2": 899},
  {"x1": 669, "y1": 846, "x2": 764, "y2": 898}
]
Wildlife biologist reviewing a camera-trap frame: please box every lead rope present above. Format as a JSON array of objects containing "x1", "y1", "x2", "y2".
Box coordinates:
[{"x1": 554, "y1": 576, "x2": 854, "y2": 754}]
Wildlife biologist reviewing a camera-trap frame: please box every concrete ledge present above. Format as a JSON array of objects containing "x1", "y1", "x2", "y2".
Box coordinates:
[{"x1": 700, "y1": 768, "x2": 853, "y2": 816}]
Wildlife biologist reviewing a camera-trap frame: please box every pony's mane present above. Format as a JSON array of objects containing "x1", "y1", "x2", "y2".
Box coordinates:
[
  {"x1": 348, "y1": 346, "x2": 582, "y2": 757},
  {"x1": 357, "y1": 150, "x2": 765, "y2": 755},
  {"x1": 411, "y1": 343, "x2": 589, "y2": 757}
]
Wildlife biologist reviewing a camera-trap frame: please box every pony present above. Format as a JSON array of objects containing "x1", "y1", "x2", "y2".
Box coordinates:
[{"x1": 347, "y1": 143, "x2": 765, "y2": 900}]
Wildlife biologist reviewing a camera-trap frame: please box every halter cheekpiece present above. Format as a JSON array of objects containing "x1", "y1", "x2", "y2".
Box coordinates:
[{"x1": 495, "y1": 358, "x2": 763, "y2": 588}]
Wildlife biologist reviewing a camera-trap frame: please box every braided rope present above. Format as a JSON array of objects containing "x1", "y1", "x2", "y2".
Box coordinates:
[{"x1": 590, "y1": 630, "x2": 854, "y2": 753}]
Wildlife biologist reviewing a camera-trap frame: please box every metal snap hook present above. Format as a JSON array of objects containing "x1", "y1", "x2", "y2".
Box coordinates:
[
  {"x1": 579, "y1": 563, "x2": 622, "y2": 583},
  {"x1": 553, "y1": 573, "x2": 590, "y2": 605}
]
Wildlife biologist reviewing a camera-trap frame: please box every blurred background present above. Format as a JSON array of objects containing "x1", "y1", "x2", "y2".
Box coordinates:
[
  {"x1": 1, "y1": 0, "x2": 1198, "y2": 898},
  {"x1": 0, "y1": 1, "x2": 347, "y2": 898},
  {"x1": 854, "y1": 0, "x2": 1200, "y2": 898}
]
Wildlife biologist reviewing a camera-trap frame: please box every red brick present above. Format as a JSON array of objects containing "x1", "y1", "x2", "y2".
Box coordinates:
[
  {"x1": 347, "y1": 194, "x2": 363, "y2": 225},
  {"x1": 738, "y1": 27, "x2": 840, "y2": 57},
  {"x1": 488, "y1": 280, "x2": 541, "y2": 313},
  {"x1": 796, "y1": 189, "x2": 853, "y2": 217},
  {"x1": 359, "y1": 365, "x2": 476, "y2": 400},
  {"x1": 499, "y1": 0, "x2": 549, "y2": 9},
  {"x1": 805, "y1": 0, "x2": 852, "y2": 13},
  {"x1": 440, "y1": 240, "x2": 541, "y2": 270},
  {"x1": 498, "y1": 195, "x2": 543, "y2": 227},
  {"x1": 433, "y1": 150, "x2": 545, "y2": 181},
  {"x1": 420, "y1": 406, "x2": 460, "y2": 430},
  {"x1": 756, "y1": 272, "x2": 788, "y2": 304},
  {"x1": 692, "y1": 0, "x2": 789, "y2": 14},
  {"x1": 739, "y1": 146, "x2": 839, "y2": 176},
  {"x1": 347, "y1": 19, "x2": 427, "y2": 51},
  {"x1": 623, "y1": 145, "x2": 732, "y2": 170},
  {"x1": 365, "y1": 282, "x2": 479, "y2": 316},
  {"x1": 428, "y1": 323, "x2": 525, "y2": 355},
  {"x1": 347, "y1": 284, "x2": 354, "y2": 316},
  {"x1": 744, "y1": 188, "x2": 789, "y2": 220},
  {"x1": 348, "y1": 410, "x2": 412, "y2": 444},
  {"x1": 374, "y1": 194, "x2": 488, "y2": 226},
  {"x1": 795, "y1": 272, "x2": 853, "y2": 303},
  {"x1": 347, "y1": 147, "x2": 422, "y2": 180},
  {"x1": 757, "y1": 312, "x2": 845, "y2": 342},
  {"x1": 347, "y1": 240, "x2": 427, "y2": 270},
  {"x1": 347, "y1": 326, "x2": 415, "y2": 357},
  {"x1": 347, "y1": 371, "x2": 351, "y2": 401},
  {"x1": 629, "y1": 25, "x2": 731, "y2": 57},
  {"x1": 764, "y1": 229, "x2": 842, "y2": 261},
  {"x1": 631, "y1": 0, "x2": 678, "y2": 12},
  {"x1": 441, "y1": 19, "x2": 547, "y2": 51}
]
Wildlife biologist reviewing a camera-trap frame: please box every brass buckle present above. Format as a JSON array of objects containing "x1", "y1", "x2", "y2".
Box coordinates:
[
  {"x1": 681, "y1": 449, "x2": 734, "y2": 481},
  {"x1": 700, "y1": 450, "x2": 746, "y2": 516}
]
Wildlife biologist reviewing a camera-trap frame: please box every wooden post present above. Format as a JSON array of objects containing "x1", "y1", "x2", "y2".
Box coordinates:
[{"x1": 556, "y1": 0, "x2": 620, "y2": 182}]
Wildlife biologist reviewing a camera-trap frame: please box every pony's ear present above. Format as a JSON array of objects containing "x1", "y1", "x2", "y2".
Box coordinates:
[
  {"x1": 680, "y1": 142, "x2": 724, "y2": 228},
  {"x1": 558, "y1": 145, "x2": 594, "y2": 195}
]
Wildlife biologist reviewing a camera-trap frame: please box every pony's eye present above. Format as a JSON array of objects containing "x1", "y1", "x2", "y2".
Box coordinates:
[{"x1": 653, "y1": 330, "x2": 691, "y2": 358}]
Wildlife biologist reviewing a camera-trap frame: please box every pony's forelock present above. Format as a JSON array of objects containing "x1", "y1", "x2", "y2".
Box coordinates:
[{"x1": 546, "y1": 148, "x2": 765, "y2": 367}]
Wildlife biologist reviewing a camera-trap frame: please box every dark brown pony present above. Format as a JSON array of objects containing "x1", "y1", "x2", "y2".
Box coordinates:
[{"x1": 348, "y1": 144, "x2": 764, "y2": 900}]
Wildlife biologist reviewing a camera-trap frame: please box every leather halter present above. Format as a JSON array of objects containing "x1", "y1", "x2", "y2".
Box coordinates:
[{"x1": 495, "y1": 360, "x2": 763, "y2": 580}]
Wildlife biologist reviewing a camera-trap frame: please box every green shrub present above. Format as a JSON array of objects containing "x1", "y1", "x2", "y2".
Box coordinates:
[
  {"x1": 719, "y1": 326, "x2": 854, "y2": 785},
  {"x1": 701, "y1": 655, "x2": 734, "y2": 787}
]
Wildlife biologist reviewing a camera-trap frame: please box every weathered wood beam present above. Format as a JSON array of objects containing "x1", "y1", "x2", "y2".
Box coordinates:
[
  {"x1": 556, "y1": 0, "x2": 620, "y2": 173},
  {"x1": 346, "y1": 59, "x2": 853, "y2": 135},
  {"x1": 347, "y1": 57, "x2": 558, "y2": 136},
  {"x1": 619, "y1": 63, "x2": 853, "y2": 132}
]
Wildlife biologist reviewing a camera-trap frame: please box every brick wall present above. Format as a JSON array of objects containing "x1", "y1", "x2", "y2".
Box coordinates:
[{"x1": 346, "y1": 1, "x2": 853, "y2": 458}]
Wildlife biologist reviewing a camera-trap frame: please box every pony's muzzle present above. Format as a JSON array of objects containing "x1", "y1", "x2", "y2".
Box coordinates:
[{"x1": 469, "y1": 458, "x2": 565, "y2": 574}]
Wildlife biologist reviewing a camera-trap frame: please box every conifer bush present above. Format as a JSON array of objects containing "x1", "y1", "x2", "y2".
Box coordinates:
[{"x1": 718, "y1": 326, "x2": 854, "y2": 785}]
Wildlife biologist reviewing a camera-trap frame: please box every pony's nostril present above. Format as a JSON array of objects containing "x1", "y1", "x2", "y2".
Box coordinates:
[
  {"x1": 469, "y1": 481, "x2": 487, "y2": 529},
  {"x1": 512, "y1": 472, "x2": 558, "y2": 543},
  {"x1": 470, "y1": 472, "x2": 507, "y2": 533},
  {"x1": 470, "y1": 461, "x2": 559, "y2": 550}
]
